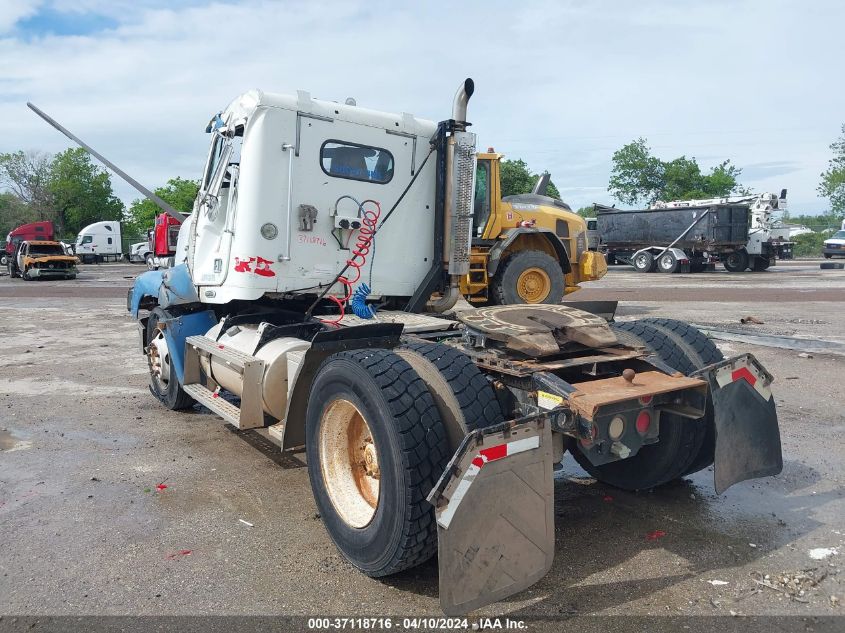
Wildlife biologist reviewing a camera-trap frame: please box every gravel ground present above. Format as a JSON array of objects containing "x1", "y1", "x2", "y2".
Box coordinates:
[{"x1": 0, "y1": 261, "x2": 843, "y2": 628}]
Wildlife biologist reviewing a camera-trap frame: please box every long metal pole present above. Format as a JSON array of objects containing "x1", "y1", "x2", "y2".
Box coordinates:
[{"x1": 27, "y1": 102, "x2": 185, "y2": 223}]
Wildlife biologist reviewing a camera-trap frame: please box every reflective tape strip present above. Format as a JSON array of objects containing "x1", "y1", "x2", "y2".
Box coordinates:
[
  {"x1": 715, "y1": 361, "x2": 771, "y2": 401},
  {"x1": 437, "y1": 435, "x2": 540, "y2": 529}
]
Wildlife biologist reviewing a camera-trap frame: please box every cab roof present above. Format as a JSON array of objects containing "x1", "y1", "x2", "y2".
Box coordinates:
[{"x1": 217, "y1": 89, "x2": 438, "y2": 138}]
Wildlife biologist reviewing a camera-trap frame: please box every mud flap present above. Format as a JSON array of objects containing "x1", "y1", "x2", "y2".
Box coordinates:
[
  {"x1": 426, "y1": 418, "x2": 555, "y2": 615},
  {"x1": 699, "y1": 354, "x2": 783, "y2": 494}
]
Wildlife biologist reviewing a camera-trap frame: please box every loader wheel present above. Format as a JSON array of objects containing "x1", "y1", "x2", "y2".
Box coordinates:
[
  {"x1": 146, "y1": 307, "x2": 195, "y2": 410},
  {"x1": 397, "y1": 341, "x2": 505, "y2": 451},
  {"x1": 632, "y1": 251, "x2": 656, "y2": 273},
  {"x1": 491, "y1": 250, "x2": 564, "y2": 305},
  {"x1": 723, "y1": 249, "x2": 749, "y2": 272},
  {"x1": 640, "y1": 318, "x2": 724, "y2": 476},
  {"x1": 305, "y1": 349, "x2": 448, "y2": 577},
  {"x1": 571, "y1": 322, "x2": 706, "y2": 490}
]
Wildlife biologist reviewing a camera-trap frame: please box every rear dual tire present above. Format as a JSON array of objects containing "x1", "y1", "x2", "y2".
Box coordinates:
[
  {"x1": 306, "y1": 344, "x2": 503, "y2": 577},
  {"x1": 305, "y1": 349, "x2": 449, "y2": 577},
  {"x1": 573, "y1": 319, "x2": 721, "y2": 490}
]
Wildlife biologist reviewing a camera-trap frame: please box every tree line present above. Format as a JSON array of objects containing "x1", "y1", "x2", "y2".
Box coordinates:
[{"x1": 0, "y1": 148, "x2": 198, "y2": 240}]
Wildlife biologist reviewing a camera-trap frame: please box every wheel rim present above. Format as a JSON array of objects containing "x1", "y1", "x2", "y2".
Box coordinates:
[
  {"x1": 148, "y1": 328, "x2": 171, "y2": 392},
  {"x1": 319, "y1": 398, "x2": 380, "y2": 528},
  {"x1": 516, "y1": 267, "x2": 552, "y2": 303},
  {"x1": 726, "y1": 253, "x2": 741, "y2": 268},
  {"x1": 634, "y1": 254, "x2": 650, "y2": 269},
  {"x1": 659, "y1": 255, "x2": 674, "y2": 270}
]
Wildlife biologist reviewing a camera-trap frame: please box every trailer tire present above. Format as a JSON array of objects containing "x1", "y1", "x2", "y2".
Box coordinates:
[
  {"x1": 146, "y1": 307, "x2": 195, "y2": 410},
  {"x1": 571, "y1": 322, "x2": 705, "y2": 490},
  {"x1": 723, "y1": 249, "x2": 749, "y2": 272},
  {"x1": 657, "y1": 251, "x2": 679, "y2": 274},
  {"x1": 491, "y1": 250, "x2": 565, "y2": 305},
  {"x1": 632, "y1": 251, "x2": 656, "y2": 273},
  {"x1": 751, "y1": 256, "x2": 771, "y2": 271},
  {"x1": 305, "y1": 349, "x2": 449, "y2": 577},
  {"x1": 397, "y1": 341, "x2": 505, "y2": 452},
  {"x1": 145, "y1": 254, "x2": 156, "y2": 270}
]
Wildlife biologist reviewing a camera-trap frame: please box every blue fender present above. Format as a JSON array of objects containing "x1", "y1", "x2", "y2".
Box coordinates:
[
  {"x1": 128, "y1": 270, "x2": 165, "y2": 318},
  {"x1": 127, "y1": 264, "x2": 200, "y2": 318},
  {"x1": 162, "y1": 310, "x2": 218, "y2": 383}
]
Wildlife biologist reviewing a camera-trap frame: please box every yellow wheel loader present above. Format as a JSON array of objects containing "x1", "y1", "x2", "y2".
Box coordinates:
[{"x1": 461, "y1": 151, "x2": 607, "y2": 304}]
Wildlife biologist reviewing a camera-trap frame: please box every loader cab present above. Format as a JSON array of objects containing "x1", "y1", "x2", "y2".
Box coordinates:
[{"x1": 462, "y1": 152, "x2": 607, "y2": 305}]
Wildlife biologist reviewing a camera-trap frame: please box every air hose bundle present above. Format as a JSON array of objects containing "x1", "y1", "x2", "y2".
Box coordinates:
[{"x1": 320, "y1": 200, "x2": 381, "y2": 326}]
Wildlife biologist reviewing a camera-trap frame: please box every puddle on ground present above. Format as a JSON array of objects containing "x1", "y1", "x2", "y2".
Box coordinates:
[{"x1": 0, "y1": 429, "x2": 32, "y2": 452}]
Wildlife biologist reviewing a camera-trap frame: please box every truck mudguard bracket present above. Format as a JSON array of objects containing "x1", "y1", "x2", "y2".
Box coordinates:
[
  {"x1": 427, "y1": 417, "x2": 555, "y2": 616},
  {"x1": 693, "y1": 354, "x2": 783, "y2": 494}
]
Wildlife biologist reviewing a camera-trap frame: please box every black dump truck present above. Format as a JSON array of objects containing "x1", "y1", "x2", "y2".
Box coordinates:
[{"x1": 596, "y1": 203, "x2": 754, "y2": 273}]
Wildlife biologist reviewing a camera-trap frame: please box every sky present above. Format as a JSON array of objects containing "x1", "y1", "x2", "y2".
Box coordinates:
[{"x1": 0, "y1": 0, "x2": 843, "y2": 215}]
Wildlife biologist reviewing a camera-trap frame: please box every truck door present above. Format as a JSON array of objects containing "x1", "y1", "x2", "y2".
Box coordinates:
[
  {"x1": 474, "y1": 158, "x2": 493, "y2": 237},
  {"x1": 192, "y1": 128, "x2": 236, "y2": 286}
]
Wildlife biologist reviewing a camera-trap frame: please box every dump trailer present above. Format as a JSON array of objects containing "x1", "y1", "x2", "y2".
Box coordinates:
[
  {"x1": 596, "y1": 203, "x2": 752, "y2": 273},
  {"x1": 31, "y1": 81, "x2": 783, "y2": 615}
]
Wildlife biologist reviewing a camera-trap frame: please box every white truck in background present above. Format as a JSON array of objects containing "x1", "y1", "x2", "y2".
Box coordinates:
[{"x1": 75, "y1": 220, "x2": 123, "y2": 263}]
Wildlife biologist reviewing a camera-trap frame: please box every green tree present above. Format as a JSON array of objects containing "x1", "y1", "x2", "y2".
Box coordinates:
[
  {"x1": 125, "y1": 177, "x2": 198, "y2": 237},
  {"x1": 499, "y1": 159, "x2": 562, "y2": 200},
  {"x1": 574, "y1": 206, "x2": 595, "y2": 219},
  {"x1": 0, "y1": 192, "x2": 37, "y2": 237},
  {"x1": 48, "y1": 148, "x2": 124, "y2": 236},
  {"x1": 609, "y1": 138, "x2": 745, "y2": 206},
  {"x1": 0, "y1": 150, "x2": 54, "y2": 220},
  {"x1": 819, "y1": 124, "x2": 845, "y2": 218}
]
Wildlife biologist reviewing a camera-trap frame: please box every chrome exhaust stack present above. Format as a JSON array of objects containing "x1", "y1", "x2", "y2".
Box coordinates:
[{"x1": 432, "y1": 79, "x2": 477, "y2": 313}]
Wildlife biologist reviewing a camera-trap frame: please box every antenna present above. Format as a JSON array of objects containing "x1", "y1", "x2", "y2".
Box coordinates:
[{"x1": 27, "y1": 102, "x2": 186, "y2": 223}]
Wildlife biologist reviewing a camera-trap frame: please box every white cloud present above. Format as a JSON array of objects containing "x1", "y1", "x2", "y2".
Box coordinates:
[
  {"x1": 0, "y1": 0, "x2": 842, "y2": 213},
  {"x1": 0, "y1": 0, "x2": 42, "y2": 33}
]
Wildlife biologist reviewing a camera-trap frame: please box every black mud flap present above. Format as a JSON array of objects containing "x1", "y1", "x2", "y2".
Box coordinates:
[
  {"x1": 699, "y1": 354, "x2": 783, "y2": 494},
  {"x1": 426, "y1": 419, "x2": 555, "y2": 616}
]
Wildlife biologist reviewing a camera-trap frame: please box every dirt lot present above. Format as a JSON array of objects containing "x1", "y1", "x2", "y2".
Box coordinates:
[{"x1": 1, "y1": 261, "x2": 843, "y2": 626}]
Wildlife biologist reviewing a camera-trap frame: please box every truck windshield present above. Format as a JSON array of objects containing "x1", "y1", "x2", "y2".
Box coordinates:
[
  {"x1": 832, "y1": 230, "x2": 845, "y2": 239},
  {"x1": 29, "y1": 244, "x2": 65, "y2": 256}
]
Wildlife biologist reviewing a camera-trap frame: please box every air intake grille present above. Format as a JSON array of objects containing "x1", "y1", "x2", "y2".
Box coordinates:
[{"x1": 449, "y1": 131, "x2": 477, "y2": 276}]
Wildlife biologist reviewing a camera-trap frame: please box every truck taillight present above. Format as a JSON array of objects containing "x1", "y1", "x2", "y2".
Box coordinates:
[{"x1": 636, "y1": 410, "x2": 651, "y2": 435}]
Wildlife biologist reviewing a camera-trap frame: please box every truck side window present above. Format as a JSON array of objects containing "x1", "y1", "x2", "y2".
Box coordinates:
[
  {"x1": 107, "y1": 237, "x2": 113, "y2": 245},
  {"x1": 82, "y1": 236, "x2": 93, "y2": 244},
  {"x1": 320, "y1": 141, "x2": 393, "y2": 184},
  {"x1": 474, "y1": 161, "x2": 491, "y2": 237}
]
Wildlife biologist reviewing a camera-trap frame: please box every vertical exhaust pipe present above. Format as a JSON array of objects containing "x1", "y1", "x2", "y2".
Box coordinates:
[
  {"x1": 432, "y1": 78, "x2": 477, "y2": 313},
  {"x1": 451, "y1": 78, "x2": 474, "y2": 124}
]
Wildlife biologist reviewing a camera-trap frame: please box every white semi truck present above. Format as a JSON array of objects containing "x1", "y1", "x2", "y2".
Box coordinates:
[
  {"x1": 75, "y1": 220, "x2": 123, "y2": 263},
  {"x1": 30, "y1": 82, "x2": 784, "y2": 615}
]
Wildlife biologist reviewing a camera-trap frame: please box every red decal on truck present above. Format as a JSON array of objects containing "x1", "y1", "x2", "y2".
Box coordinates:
[
  {"x1": 253, "y1": 256, "x2": 276, "y2": 277},
  {"x1": 234, "y1": 256, "x2": 276, "y2": 278},
  {"x1": 234, "y1": 257, "x2": 254, "y2": 273}
]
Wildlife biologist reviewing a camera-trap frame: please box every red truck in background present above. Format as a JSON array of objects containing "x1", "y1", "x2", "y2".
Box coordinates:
[
  {"x1": 145, "y1": 212, "x2": 183, "y2": 270},
  {"x1": 2, "y1": 221, "x2": 55, "y2": 268}
]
